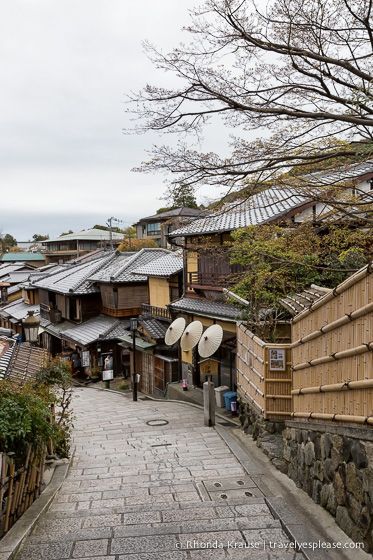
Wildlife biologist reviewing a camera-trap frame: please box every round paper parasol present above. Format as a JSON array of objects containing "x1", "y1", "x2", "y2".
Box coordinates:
[
  {"x1": 198, "y1": 324, "x2": 223, "y2": 358},
  {"x1": 164, "y1": 317, "x2": 186, "y2": 346},
  {"x1": 180, "y1": 320, "x2": 203, "y2": 351}
]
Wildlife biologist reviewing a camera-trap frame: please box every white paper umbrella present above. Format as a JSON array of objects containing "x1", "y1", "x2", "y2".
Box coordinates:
[
  {"x1": 165, "y1": 317, "x2": 186, "y2": 346},
  {"x1": 180, "y1": 320, "x2": 203, "y2": 351},
  {"x1": 198, "y1": 324, "x2": 223, "y2": 358}
]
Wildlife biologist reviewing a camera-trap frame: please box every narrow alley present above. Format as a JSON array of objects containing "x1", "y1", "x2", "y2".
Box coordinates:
[{"x1": 13, "y1": 389, "x2": 367, "y2": 560}]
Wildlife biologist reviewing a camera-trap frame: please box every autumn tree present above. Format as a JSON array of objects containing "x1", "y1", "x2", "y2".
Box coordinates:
[{"x1": 130, "y1": 0, "x2": 373, "y2": 196}]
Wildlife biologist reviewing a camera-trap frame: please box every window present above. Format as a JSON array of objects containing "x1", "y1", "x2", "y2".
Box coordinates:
[{"x1": 147, "y1": 222, "x2": 161, "y2": 236}]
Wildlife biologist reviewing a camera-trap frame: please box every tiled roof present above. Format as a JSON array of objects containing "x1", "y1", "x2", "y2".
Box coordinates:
[
  {"x1": 61, "y1": 315, "x2": 121, "y2": 347},
  {"x1": 304, "y1": 160, "x2": 373, "y2": 186},
  {"x1": 89, "y1": 249, "x2": 170, "y2": 283},
  {"x1": 68, "y1": 248, "x2": 115, "y2": 264},
  {"x1": 169, "y1": 187, "x2": 308, "y2": 237},
  {"x1": 43, "y1": 320, "x2": 75, "y2": 339},
  {"x1": 132, "y1": 250, "x2": 183, "y2": 277},
  {"x1": 44, "y1": 228, "x2": 124, "y2": 243},
  {"x1": 135, "y1": 207, "x2": 202, "y2": 223},
  {"x1": 169, "y1": 296, "x2": 242, "y2": 321},
  {"x1": 33, "y1": 253, "x2": 115, "y2": 294},
  {"x1": 279, "y1": 285, "x2": 332, "y2": 316},
  {"x1": 6, "y1": 343, "x2": 49, "y2": 385},
  {"x1": 0, "y1": 299, "x2": 39, "y2": 322},
  {"x1": 0, "y1": 263, "x2": 33, "y2": 280},
  {"x1": 141, "y1": 318, "x2": 169, "y2": 340},
  {"x1": 0, "y1": 252, "x2": 45, "y2": 262},
  {"x1": 0, "y1": 336, "x2": 17, "y2": 379},
  {"x1": 101, "y1": 321, "x2": 131, "y2": 340}
]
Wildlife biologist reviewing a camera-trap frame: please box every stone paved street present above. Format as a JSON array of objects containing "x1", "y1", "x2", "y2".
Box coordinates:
[{"x1": 13, "y1": 388, "x2": 318, "y2": 559}]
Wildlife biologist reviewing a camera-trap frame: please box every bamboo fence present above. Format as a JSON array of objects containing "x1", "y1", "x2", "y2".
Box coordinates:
[
  {"x1": 291, "y1": 263, "x2": 373, "y2": 425},
  {"x1": 237, "y1": 323, "x2": 292, "y2": 419},
  {"x1": 0, "y1": 445, "x2": 46, "y2": 537}
]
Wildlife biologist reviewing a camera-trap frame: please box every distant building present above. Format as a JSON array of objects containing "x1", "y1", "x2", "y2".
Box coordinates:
[
  {"x1": 41, "y1": 228, "x2": 124, "y2": 263},
  {"x1": 0, "y1": 252, "x2": 46, "y2": 267},
  {"x1": 133, "y1": 207, "x2": 203, "y2": 248}
]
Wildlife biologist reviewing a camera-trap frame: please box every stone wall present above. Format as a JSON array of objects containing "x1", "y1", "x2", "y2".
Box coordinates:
[
  {"x1": 283, "y1": 421, "x2": 373, "y2": 551},
  {"x1": 238, "y1": 399, "x2": 287, "y2": 473}
]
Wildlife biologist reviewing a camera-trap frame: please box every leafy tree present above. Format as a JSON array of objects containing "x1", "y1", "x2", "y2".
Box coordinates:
[
  {"x1": 93, "y1": 224, "x2": 124, "y2": 234},
  {"x1": 229, "y1": 222, "x2": 373, "y2": 338},
  {"x1": 32, "y1": 233, "x2": 49, "y2": 241},
  {"x1": 162, "y1": 183, "x2": 199, "y2": 209},
  {"x1": 130, "y1": 0, "x2": 373, "y2": 194},
  {"x1": 118, "y1": 238, "x2": 158, "y2": 252},
  {"x1": 0, "y1": 233, "x2": 17, "y2": 252},
  {"x1": 60, "y1": 230, "x2": 73, "y2": 236}
]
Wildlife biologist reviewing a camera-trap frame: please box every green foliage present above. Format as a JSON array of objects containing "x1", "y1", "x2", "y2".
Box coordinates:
[
  {"x1": 35, "y1": 358, "x2": 72, "y2": 389},
  {"x1": 93, "y1": 224, "x2": 124, "y2": 234},
  {"x1": 32, "y1": 233, "x2": 49, "y2": 241},
  {"x1": 0, "y1": 382, "x2": 54, "y2": 456},
  {"x1": 162, "y1": 183, "x2": 198, "y2": 209},
  {"x1": 35, "y1": 358, "x2": 73, "y2": 458},
  {"x1": 229, "y1": 223, "x2": 373, "y2": 338},
  {"x1": 0, "y1": 233, "x2": 17, "y2": 252}
]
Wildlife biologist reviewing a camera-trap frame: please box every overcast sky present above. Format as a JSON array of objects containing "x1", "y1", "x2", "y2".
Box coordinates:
[{"x1": 0, "y1": 0, "x2": 226, "y2": 240}]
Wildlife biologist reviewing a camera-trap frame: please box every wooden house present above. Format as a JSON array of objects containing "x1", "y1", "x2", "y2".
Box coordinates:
[{"x1": 41, "y1": 228, "x2": 123, "y2": 263}]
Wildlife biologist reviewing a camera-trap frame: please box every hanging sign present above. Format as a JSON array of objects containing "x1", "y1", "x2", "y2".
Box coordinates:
[{"x1": 81, "y1": 351, "x2": 91, "y2": 367}]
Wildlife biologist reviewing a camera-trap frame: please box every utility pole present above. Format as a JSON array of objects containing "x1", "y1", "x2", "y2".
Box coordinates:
[{"x1": 106, "y1": 216, "x2": 123, "y2": 250}]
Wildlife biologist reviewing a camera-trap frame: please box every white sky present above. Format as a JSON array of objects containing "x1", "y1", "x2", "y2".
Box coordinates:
[{"x1": 0, "y1": 0, "x2": 226, "y2": 240}]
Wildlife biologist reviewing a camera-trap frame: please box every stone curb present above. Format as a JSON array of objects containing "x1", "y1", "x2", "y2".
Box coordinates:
[
  {"x1": 214, "y1": 425, "x2": 370, "y2": 560},
  {"x1": 81, "y1": 383, "x2": 240, "y2": 426},
  {"x1": 0, "y1": 455, "x2": 73, "y2": 560}
]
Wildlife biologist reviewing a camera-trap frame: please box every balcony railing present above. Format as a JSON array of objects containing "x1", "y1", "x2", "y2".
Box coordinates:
[
  {"x1": 187, "y1": 271, "x2": 238, "y2": 289},
  {"x1": 141, "y1": 304, "x2": 171, "y2": 320}
]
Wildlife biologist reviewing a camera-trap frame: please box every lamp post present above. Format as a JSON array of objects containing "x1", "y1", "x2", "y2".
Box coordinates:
[
  {"x1": 22, "y1": 310, "x2": 40, "y2": 345},
  {"x1": 130, "y1": 318, "x2": 138, "y2": 402}
]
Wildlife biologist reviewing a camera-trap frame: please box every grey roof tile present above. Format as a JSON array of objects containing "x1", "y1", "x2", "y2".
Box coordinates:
[
  {"x1": 33, "y1": 253, "x2": 115, "y2": 294},
  {"x1": 279, "y1": 285, "x2": 332, "y2": 316},
  {"x1": 0, "y1": 299, "x2": 39, "y2": 321},
  {"x1": 61, "y1": 315, "x2": 121, "y2": 346},
  {"x1": 169, "y1": 187, "x2": 308, "y2": 237},
  {"x1": 141, "y1": 318, "x2": 169, "y2": 340},
  {"x1": 0, "y1": 336, "x2": 17, "y2": 379},
  {"x1": 169, "y1": 296, "x2": 241, "y2": 321},
  {"x1": 89, "y1": 249, "x2": 170, "y2": 283},
  {"x1": 132, "y1": 250, "x2": 183, "y2": 277},
  {"x1": 45, "y1": 228, "x2": 124, "y2": 243}
]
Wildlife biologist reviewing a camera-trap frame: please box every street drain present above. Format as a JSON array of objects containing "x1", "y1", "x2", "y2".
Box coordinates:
[
  {"x1": 146, "y1": 419, "x2": 169, "y2": 426},
  {"x1": 151, "y1": 443, "x2": 172, "y2": 447}
]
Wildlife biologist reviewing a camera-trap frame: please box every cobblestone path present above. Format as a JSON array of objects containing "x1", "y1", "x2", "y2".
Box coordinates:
[{"x1": 15, "y1": 387, "x2": 304, "y2": 560}]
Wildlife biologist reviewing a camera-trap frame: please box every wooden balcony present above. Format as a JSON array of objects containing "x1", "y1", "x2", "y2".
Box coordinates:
[
  {"x1": 141, "y1": 304, "x2": 171, "y2": 320},
  {"x1": 187, "y1": 270, "x2": 242, "y2": 291}
]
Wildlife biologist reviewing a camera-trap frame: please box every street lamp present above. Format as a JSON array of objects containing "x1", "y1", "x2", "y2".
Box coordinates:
[
  {"x1": 129, "y1": 318, "x2": 138, "y2": 402},
  {"x1": 22, "y1": 310, "x2": 40, "y2": 345}
]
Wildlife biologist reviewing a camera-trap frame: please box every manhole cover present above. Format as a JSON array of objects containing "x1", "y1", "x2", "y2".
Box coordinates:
[{"x1": 146, "y1": 419, "x2": 169, "y2": 426}]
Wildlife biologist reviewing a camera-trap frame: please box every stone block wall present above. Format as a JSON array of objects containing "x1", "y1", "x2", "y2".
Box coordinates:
[
  {"x1": 238, "y1": 399, "x2": 287, "y2": 473},
  {"x1": 283, "y1": 421, "x2": 373, "y2": 551}
]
